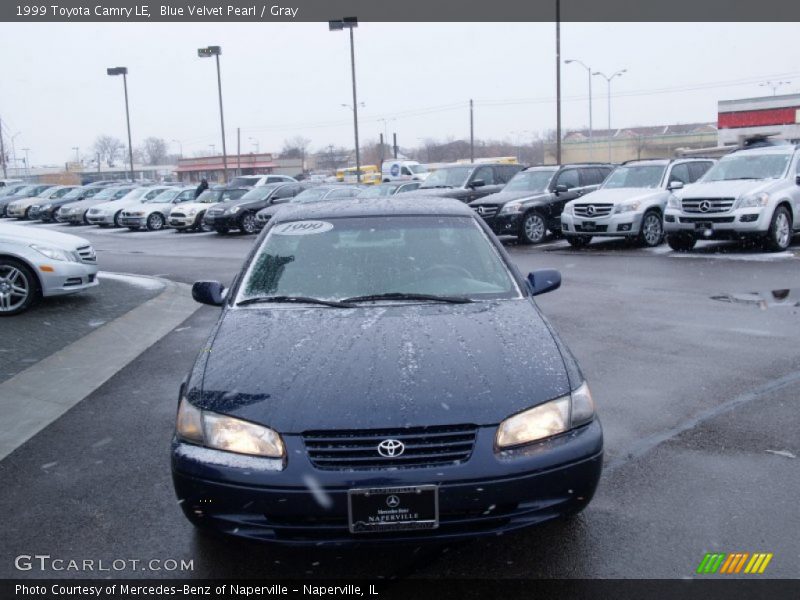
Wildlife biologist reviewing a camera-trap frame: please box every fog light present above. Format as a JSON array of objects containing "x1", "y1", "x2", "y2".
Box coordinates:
[
  {"x1": 617, "y1": 224, "x2": 632, "y2": 232},
  {"x1": 665, "y1": 215, "x2": 675, "y2": 223},
  {"x1": 740, "y1": 214, "x2": 758, "y2": 223}
]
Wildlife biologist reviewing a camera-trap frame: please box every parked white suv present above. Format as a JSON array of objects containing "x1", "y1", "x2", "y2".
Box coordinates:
[
  {"x1": 561, "y1": 158, "x2": 715, "y2": 247},
  {"x1": 664, "y1": 144, "x2": 800, "y2": 252}
]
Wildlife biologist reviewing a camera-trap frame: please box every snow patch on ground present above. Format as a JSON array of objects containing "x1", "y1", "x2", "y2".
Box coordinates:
[
  {"x1": 97, "y1": 271, "x2": 166, "y2": 291},
  {"x1": 670, "y1": 251, "x2": 795, "y2": 262}
]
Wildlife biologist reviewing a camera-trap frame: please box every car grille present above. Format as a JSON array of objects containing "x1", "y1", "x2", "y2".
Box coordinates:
[
  {"x1": 76, "y1": 245, "x2": 96, "y2": 263},
  {"x1": 681, "y1": 198, "x2": 734, "y2": 214},
  {"x1": 303, "y1": 424, "x2": 478, "y2": 470},
  {"x1": 171, "y1": 212, "x2": 186, "y2": 218},
  {"x1": 472, "y1": 205, "x2": 499, "y2": 218},
  {"x1": 574, "y1": 203, "x2": 613, "y2": 217},
  {"x1": 679, "y1": 216, "x2": 736, "y2": 224}
]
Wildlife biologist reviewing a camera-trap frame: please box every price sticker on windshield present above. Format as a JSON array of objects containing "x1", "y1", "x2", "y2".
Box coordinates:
[{"x1": 273, "y1": 220, "x2": 334, "y2": 235}]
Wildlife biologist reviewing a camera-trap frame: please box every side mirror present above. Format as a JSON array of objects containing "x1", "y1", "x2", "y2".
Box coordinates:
[
  {"x1": 527, "y1": 269, "x2": 561, "y2": 296},
  {"x1": 555, "y1": 184, "x2": 569, "y2": 194},
  {"x1": 192, "y1": 281, "x2": 226, "y2": 306},
  {"x1": 470, "y1": 179, "x2": 486, "y2": 188},
  {"x1": 668, "y1": 180, "x2": 684, "y2": 191}
]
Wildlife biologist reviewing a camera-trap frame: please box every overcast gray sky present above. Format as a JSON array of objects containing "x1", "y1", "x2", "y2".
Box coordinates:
[{"x1": 2, "y1": 22, "x2": 799, "y2": 165}]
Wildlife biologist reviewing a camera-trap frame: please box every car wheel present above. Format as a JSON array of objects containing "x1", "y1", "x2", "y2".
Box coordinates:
[
  {"x1": 637, "y1": 210, "x2": 664, "y2": 247},
  {"x1": 519, "y1": 211, "x2": 547, "y2": 245},
  {"x1": 239, "y1": 213, "x2": 257, "y2": 234},
  {"x1": 113, "y1": 211, "x2": 123, "y2": 228},
  {"x1": 193, "y1": 212, "x2": 206, "y2": 232},
  {"x1": 83, "y1": 212, "x2": 91, "y2": 225},
  {"x1": 666, "y1": 233, "x2": 696, "y2": 252},
  {"x1": 0, "y1": 258, "x2": 40, "y2": 316},
  {"x1": 23, "y1": 207, "x2": 31, "y2": 220},
  {"x1": 565, "y1": 235, "x2": 592, "y2": 248},
  {"x1": 764, "y1": 206, "x2": 792, "y2": 252},
  {"x1": 146, "y1": 213, "x2": 165, "y2": 231}
]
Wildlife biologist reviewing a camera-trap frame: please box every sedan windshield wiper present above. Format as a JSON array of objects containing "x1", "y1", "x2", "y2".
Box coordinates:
[
  {"x1": 237, "y1": 295, "x2": 355, "y2": 308},
  {"x1": 342, "y1": 292, "x2": 473, "y2": 304}
]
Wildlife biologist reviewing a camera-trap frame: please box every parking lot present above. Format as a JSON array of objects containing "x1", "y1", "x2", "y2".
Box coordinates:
[{"x1": 1, "y1": 217, "x2": 799, "y2": 579}]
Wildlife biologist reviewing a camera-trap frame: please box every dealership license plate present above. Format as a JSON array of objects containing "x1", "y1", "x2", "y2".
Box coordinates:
[
  {"x1": 581, "y1": 221, "x2": 596, "y2": 230},
  {"x1": 695, "y1": 222, "x2": 712, "y2": 231},
  {"x1": 348, "y1": 485, "x2": 438, "y2": 533}
]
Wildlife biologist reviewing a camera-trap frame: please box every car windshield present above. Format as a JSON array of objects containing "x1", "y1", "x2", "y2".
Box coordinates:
[
  {"x1": 239, "y1": 185, "x2": 280, "y2": 202},
  {"x1": 62, "y1": 187, "x2": 87, "y2": 200},
  {"x1": 701, "y1": 153, "x2": 791, "y2": 181},
  {"x1": 420, "y1": 167, "x2": 472, "y2": 188},
  {"x1": 603, "y1": 165, "x2": 666, "y2": 189},
  {"x1": 228, "y1": 177, "x2": 260, "y2": 187},
  {"x1": 238, "y1": 216, "x2": 518, "y2": 303},
  {"x1": 144, "y1": 189, "x2": 181, "y2": 203},
  {"x1": 38, "y1": 187, "x2": 62, "y2": 198},
  {"x1": 292, "y1": 187, "x2": 331, "y2": 203},
  {"x1": 1, "y1": 185, "x2": 26, "y2": 196},
  {"x1": 357, "y1": 185, "x2": 397, "y2": 198},
  {"x1": 504, "y1": 169, "x2": 556, "y2": 192},
  {"x1": 12, "y1": 186, "x2": 37, "y2": 196}
]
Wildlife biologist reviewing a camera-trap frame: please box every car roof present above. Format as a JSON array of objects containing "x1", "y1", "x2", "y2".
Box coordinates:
[
  {"x1": 272, "y1": 197, "x2": 475, "y2": 222},
  {"x1": 728, "y1": 144, "x2": 798, "y2": 156}
]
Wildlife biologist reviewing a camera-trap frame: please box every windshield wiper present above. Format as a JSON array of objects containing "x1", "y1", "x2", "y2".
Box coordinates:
[
  {"x1": 237, "y1": 295, "x2": 355, "y2": 308},
  {"x1": 421, "y1": 185, "x2": 453, "y2": 189},
  {"x1": 343, "y1": 292, "x2": 473, "y2": 304}
]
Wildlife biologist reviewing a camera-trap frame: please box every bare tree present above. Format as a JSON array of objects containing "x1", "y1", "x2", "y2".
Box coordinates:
[
  {"x1": 280, "y1": 136, "x2": 312, "y2": 159},
  {"x1": 93, "y1": 135, "x2": 125, "y2": 165},
  {"x1": 140, "y1": 137, "x2": 169, "y2": 165}
]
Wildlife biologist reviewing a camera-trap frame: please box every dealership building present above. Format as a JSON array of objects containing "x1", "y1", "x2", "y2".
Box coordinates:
[
  {"x1": 175, "y1": 153, "x2": 303, "y2": 183},
  {"x1": 718, "y1": 93, "x2": 800, "y2": 145}
]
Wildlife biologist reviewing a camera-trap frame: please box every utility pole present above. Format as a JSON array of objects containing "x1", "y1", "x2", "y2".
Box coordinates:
[
  {"x1": 237, "y1": 127, "x2": 241, "y2": 176},
  {"x1": 0, "y1": 118, "x2": 6, "y2": 178},
  {"x1": 392, "y1": 133, "x2": 398, "y2": 159},
  {"x1": 379, "y1": 133, "x2": 385, "y2": 165},
  {"x1": 469, "y1": 99, "x2": 474, "y2": 162},
  {"x1": 21, "y1": 148, "x2": 30, "y2": 177},
  {"x1": 555, "y1": 0, "x2": 562, "y2": 164}
]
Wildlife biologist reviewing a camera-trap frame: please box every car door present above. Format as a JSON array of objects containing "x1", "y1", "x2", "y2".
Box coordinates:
[
  {"x1": 269, "y1": 184, "x2": 301, "y2": 207},
  {"x1": 465, "y1": 166, "x2": 501, "y2": 203},
  {"x1": 549, "y1": 168, "x2": 582, "y2": 221}
]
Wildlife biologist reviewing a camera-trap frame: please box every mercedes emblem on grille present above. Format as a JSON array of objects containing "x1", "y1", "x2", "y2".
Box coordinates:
[
  {"x1": 699, "y1": 200, "x2": 712, "y2": 213},
  {"x1": 585, "y1": 205, "x2": 596, "y2": 216},
  {"x1": 377, "y1": 439, "x2": 405, "y2": 457},
  {"x1": 386, "y1": 495, "x2": 401, "y2": 508},
  {"x1": 476, "y1": 206, "x2": 486, "y2": 215}
]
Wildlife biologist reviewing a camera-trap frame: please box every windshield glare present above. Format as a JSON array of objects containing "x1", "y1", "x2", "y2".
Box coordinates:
[
  {"x1": 357, "y1": 185, "x2": 396, "y2": 198},
  {"x1": 292, "y1": 188, "x2": 330, "y2": 203},
  {"x1": 145, "y1": 190, "x2": 181, "y2": 203},
  {"x1": 504, "y1": 170, "x2": 556, "y2": 192},
  {"x1": 239, "y1": 216, "x2": 518, "y2": 303},
  {"x1": 240, "y1": 186, "x2": 279, "y2": 202},
  {"x1": 421, "y1": 167, "x2": 472, "y2": 188},
  {"x1": 702, "y1": 153, "x2": 791, "y2": 181},
  {"x1": 603, "y1": 165, "x2": 666, "y2": 189}
]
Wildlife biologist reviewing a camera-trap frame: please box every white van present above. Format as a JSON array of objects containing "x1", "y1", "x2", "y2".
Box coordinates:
[{"x1": 381, "y1": 160, "x2": 429, "y2": 182}]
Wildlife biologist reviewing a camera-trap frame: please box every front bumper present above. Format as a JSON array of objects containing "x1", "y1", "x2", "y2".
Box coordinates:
[
  {"x1": 561, "y1": 212, "x2": 644, "y2": 236},
  {"x1": 480, "y1": 212, "x2": 524, "y2": 236},
  {"x1": 172, "y1": 419, "x2": 603, "y2": 545},
  {"x1": 663, "y1": 207, "x2": 770, "y2": 238},
  {"x1": 5, "y1": 205, "x2": 29, "y2": 218},
  {"x1": 119, "y1": 215, "x2": 148, "y2": 228},
  {"x1": 169, "y1": 214, "x2": 200, "y2": 229},
  {"x1": 86, "y1": 212, "x2": 116, "y2": 225},
  {"x1": 38, "y1": 261, "x2": 100, "y2": 297},
  {"x1": 55, "y1": 211, "x2": 84, "y2": 224},
  {"x1": 203, "y1": 212, "x2": 237, "y2": 230}
]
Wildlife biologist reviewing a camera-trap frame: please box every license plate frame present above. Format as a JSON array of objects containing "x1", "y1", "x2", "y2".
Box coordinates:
[
  {"x1": 581, "y1": 220, "x2": 597, "y2": 231},
  {"x1": 347, "y1": 485, "x2": 439, "y2": 534}
]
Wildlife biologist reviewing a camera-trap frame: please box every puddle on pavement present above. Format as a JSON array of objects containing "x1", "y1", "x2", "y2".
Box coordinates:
[{"x1": 711, "y1": 289, "x2": 800, "y2": 310}]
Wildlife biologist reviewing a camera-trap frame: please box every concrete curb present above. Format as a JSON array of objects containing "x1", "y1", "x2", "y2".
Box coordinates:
[{"x1": 0, "y1": 272, "x2": 200, "y2": 461}]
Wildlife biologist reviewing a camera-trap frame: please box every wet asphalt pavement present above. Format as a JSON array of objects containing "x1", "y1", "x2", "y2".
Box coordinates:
[{"x1": 1, "y1": 222, "x2": 799, "y2": 580}]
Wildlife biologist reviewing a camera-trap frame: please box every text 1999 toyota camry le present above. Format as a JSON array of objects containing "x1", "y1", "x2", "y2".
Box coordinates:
[{"x1": 172, "y1": 197, "x2": 602, "y2": 544}]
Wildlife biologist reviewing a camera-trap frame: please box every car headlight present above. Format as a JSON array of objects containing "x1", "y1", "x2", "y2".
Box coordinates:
[
  {"x1": 736, "y1": 192, "x2": 769, "y2": 209},
  {"x1": 30, "y1": 244, "x2": 75, "y2": 262},
  {"x1": 185, "y1": 207, "x2": 198, "y2": 216},
  {"x1": 227, "y1": 205, "x2": 241, "y2": 214},
  {"x1": 563, "y1": 203, "x2": 574, "y2": 216},
  {"x1": 667, "y1": 195, "x2": 680, "y2": 209},
  {"x1": 614, "y1": 200, "x2": 641, "y2": 214},
  {"x1": 496, "y1": 382, "x2": 595, "y2": 449},
  {"x1": 176, "y1": 397, "x2": 285, "y2": 458},
  {"x1": 499, "y1": 201, "x2": 524, "y2": 215}
]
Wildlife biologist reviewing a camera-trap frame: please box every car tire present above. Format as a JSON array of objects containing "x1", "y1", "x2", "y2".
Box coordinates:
[
  {"x1": 83, "y1": 213, "x2": 91, "y2": 225},
  {"x1": 519, "y1": 210, "x2": 547, "y2": 245},
  {"x1": 113, "y1": 211, "x2": 123, "y2": 228},
  {"x1": 193, "y1": 212, "x2": 205, "y2": 232},
  {"x1": 666, "y1": 233, "x2": 696, "y2": 252},
  {"x1": 146, "y1": 213, "x2": 165, "y2": 231},
  {"x1": 764, "y1": 206, "x2": 792, "y2": 252},
  {"x1": 565, "y1": 235, "x2": 592, "y2": 248},
  {"x1": 637, "y1": 210, "x2": 664, "y2": 247},
  {"x1": 239, "y1": 212, "x2": 257, "y2": 234},
  {"x1": 23, "y1": 207, "x2": 31, "y2": 220},
  {"x1": 0, "y1": 258, "x2": 40, "y2": 316}
]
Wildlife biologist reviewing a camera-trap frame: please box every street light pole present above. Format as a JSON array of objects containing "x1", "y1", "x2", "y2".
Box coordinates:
[
  {"x1": 593, "y1": 69, "x2": 626, "y2": 162},
  {"x1": 565, "y1": 59, "x2": 593, "y2": 160},
  {"x1": 329, "y1": 18, "x2": 361, "y2": 183},
  {"x1": 21, "y1": 148, "x2": 30, "y2": 177},
  {"x1": 106, "y1": 67, "x2": 135, "y2": 181},
  {"x1": 198, "y1": 46, "x2": 228, "y2": 182}
]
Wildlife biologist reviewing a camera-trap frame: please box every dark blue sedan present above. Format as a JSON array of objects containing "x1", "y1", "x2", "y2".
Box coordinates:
[{"x1": 172, "y1": 197, "x2": 602, "y2": 544}]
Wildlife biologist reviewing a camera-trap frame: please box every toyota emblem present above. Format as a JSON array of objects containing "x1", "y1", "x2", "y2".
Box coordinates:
[
  {"x1": 699, "y1": 200, "x2": 711, "y2": 213},
  {"x1": 377, "y1": 439, "x2": 405, "y2": 457},
  {"x1": 386, "y1": 495, "x2": 400, "y2": 508},
  {"x1": 585, "y1": 205, "x2": 596, "y2": 216}
]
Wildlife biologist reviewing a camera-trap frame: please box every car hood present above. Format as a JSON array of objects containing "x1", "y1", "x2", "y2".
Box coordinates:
[
  {"x1": 0, "y1": 223, "x2": 90, "y2": 249},
  {"x1": 128, "y1": 202, "x2": 171, "y2": 214},
  {"x1": 567, "y1": 188, "x2": 666, "y2": 206},
  {"x1": 194, "y1": 299, "x2": 570, "y2": 432},
  {"x1": 469, "y1": 190, "x2": 549, "y2": 207},
  {"x1": 9, "y1": 196, "x2": 45, "y2": 208},
  {"x1": 174, "y1": 201, "x2": 215, "y2": 212},
  {"x1": 92, "y1": 198, "x2": 143, "y2": 212},
  {"x1": 677, "y1": 179, "x2": 776, "y2": 199},
  {"x1": 414, "y1": 187, "x2": 464, "y2": 198},
  {"x1": 64, "y1": 197, "x2": 114, "y2": 211}
]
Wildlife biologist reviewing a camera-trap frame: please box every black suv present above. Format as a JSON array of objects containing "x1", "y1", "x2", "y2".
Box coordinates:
[
  {"x1": 415, "y1": 162, "x2": 525, "y2": 203},
  {"x1": 202, "y1": 182, "x2": 305, "y2": 234},
  {"x1": 469, "y1": 163, "x2": 614, "y2": 244}
]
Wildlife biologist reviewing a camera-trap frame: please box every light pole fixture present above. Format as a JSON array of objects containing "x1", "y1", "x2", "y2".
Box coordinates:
[
  {"x1": 759, "y1": 80, "x2": 790, "y2": 96},
  {"x1": 565, "y1": 59, "x2": 594, "y2": 160},
  {"x1": 106, "y1": 67, "x2": 135, "y2": 180},
  {"x1": 593, "y1": 68, "x2": 627, "y2": 162},
  {"x1": 329, "y1": 17, "x2": 361, "y2": 182},
  {"x1": 198, "y1": 45, "x2": 228, "y2": 182}
]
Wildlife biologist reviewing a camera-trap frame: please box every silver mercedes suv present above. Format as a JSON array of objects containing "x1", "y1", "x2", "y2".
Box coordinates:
[{"x1": 664, "y1": 143, "x2": 800, "y2": 252}]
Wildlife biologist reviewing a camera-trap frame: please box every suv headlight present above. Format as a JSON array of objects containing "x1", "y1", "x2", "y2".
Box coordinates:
[
  {"x1": 496, "y1": 382, "x2": 595, "y2": 449},
  {"x1": 736, "y1": 192, "x2": 769, "y2": 209},
  {"x1": 563, "y1": 203, "x2": 574, "y2": 216},
  {"x1": 176, "y1": 397, "x2": 285, "y2": 458},
  {"x1": 667, "y1": 195, "x2": 680, "y2": 209},
  {"x1": 499, "y1": 201, "x2": 524, "y2": 215},
  {"x1": 614, "y1": 200, "x2": 641, "y2": 214},
  {"x1": 30, "y1": 244, "x2": 75, "y2": 262}
]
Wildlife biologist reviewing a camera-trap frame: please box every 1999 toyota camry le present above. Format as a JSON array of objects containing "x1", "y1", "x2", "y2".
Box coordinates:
[{"x1": 172, "y1": 197, "x2": 602, "y2": 544}]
